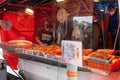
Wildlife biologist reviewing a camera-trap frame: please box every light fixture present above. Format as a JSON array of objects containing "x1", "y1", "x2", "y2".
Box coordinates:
[
  {"x1": 3, "y1": 8, "x2": 6, "y2": 11},
  {"x1": 25, "y1": 7, "x2": 34, "y2": 15},
  {"x1": 56, "y1": 0, "x2": 65, "y2": 2},
  {"x1": 100, "y1": 9, "x2": 104, "y2": 12},
  {"x1": 93, "y1": 0, "x2": 99, "y2": 2}
]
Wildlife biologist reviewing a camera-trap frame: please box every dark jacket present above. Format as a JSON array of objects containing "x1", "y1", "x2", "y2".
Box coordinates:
[{"x1": 107, "y1": 11, "x2": 119, "y2": 35}]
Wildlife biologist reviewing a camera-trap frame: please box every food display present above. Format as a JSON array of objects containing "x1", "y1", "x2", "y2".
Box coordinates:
[
  {"x1": 8, "y1": 40, "x2": 33, "y2": 48},
  {"x1": 88, "y1": 49, "x2": 114, "y2": 63},
  {"x1": 83, "y1": 49, "x2": 120, "y2": 73},
  {"x1": 29, "y1": 44, "x2": 62, "y2": 56},
  {"x1": 8, "y1": 40, "x2": 32, "y2": 44},
  {"x1": 90, "y1": 52, "x2": 113, "y2": 60},
  {"x1": 89, "y1": 50, "x2": 114, "y2": 64},
  {"x1": 29, "y1": 46, "x2": 92, "y2": 56},
  {"x1": 2, "y1": 40, "x2": 120, "y2": 74},
  {"x1": 96, "y1": 49, "x2": 114, "y2": 55}
]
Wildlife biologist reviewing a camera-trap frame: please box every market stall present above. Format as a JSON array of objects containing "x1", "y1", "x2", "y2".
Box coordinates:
[
  {"x1": 0, "y1": 0, "x2": 120, "y2": 80},
  {"x1": 0, "y1": 41, "x2": 120, "y2": 80}
]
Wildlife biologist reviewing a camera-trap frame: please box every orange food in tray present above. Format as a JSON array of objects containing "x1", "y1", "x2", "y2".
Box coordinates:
[
  {"x1": 90, "y1": 51, "x2": 113, "y2": 60},
  {"x1": 30, "y1": 46, "x2": 94, "y2": 56},
  {"x1": 96, "y1": 49, "x2": 114, "y2": 55},
  {"x1": 31, "y1": 45, "x2": 62, "y2": 56}
]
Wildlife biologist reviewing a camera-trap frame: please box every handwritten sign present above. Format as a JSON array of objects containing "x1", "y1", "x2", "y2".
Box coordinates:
[{"x1": 62, "y1": 40, "x2": 83, "y2": 67}]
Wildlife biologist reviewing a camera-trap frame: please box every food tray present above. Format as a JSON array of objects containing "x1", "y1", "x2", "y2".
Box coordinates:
[
  {"x1": 87, "y1": 57, "x2": 120, "y2": 73},
  {"x1": 89, "y1": 56, "x2": 114, "y2": 64},
  {"x1": 87, "y1": 59, "x2": 111, "y2": 71}
]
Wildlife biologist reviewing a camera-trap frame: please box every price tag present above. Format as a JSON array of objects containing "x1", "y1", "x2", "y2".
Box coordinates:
[
  {"x1": 47, "y1": 54, "x2": 55, "y2": 60},
  {"x1": 38, "y1": 52, "x2": 45, "y2": 57},
  {"x1": 54, "y1": 56, "x2": 62, "y2": 62},
  {"x1": 34, "y1": 51, "x2": 39, "y2": 56},
  {"x1": 24, "y1": 49, "x2": 27, "y2": 54},
  {"x1": 15, "y1": 48, "x2": 25, "y2": 53},
  {"x1": 34, "y1": 51, "x2": 45, "y2": 58},
  {"x1": 25, "y1": 49, "x2": 34, "y2": 55}
]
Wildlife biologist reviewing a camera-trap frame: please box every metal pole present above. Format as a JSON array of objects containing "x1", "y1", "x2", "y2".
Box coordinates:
[
  {"x1": 114, "y1": 0, "x2": 120, "y2": 51},
  {"x1": 99, "y1": 0, "x2": 106, "y2": 49}
]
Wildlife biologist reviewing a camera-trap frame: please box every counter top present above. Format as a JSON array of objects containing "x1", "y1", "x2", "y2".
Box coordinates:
[
  {"x1": 18, "y1": 53, "x2": 91, "y2": 72},
  {"x1": 0, "y1": 43, "x2": 118, "y2": 76}
]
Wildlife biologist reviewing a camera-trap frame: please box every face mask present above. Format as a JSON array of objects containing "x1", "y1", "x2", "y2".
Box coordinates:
[
  {"x1": 110, "y1": 11, "x2": 115, "y2": 16},
  {"x1": 93, "y1": 20, "x2": 98, "y2": 22}
]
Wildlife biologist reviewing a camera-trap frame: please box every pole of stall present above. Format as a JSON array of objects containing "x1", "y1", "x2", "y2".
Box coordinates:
[
  {"x1": 67, "y1": 63, "x2": 78, "y2": 80},
  {"x1": 117, "y1": 0, "x2": 120, "y2": 52},
  {"x1": 113, "y1": 0, "x2": 120, "y2": 50}
]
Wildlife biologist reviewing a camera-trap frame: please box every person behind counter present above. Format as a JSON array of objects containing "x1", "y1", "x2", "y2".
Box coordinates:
[
  {"x1": 92, "y1": 13, "x2": 102, "y2": 51},
  {"x1": 107, "y1": 4, "x2": 119, "y2": 52},
  {"x1": 35, "y1": 20, "x2": 53, "y2": 45}
]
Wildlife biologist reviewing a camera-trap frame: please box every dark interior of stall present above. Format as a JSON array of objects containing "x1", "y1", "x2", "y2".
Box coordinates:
[
  {"x1": 0, "y1": 0, "x2": 118, "y2": 49},
  {"x1": 0, "y1": 0, "x2": 119, "y2": 80}
]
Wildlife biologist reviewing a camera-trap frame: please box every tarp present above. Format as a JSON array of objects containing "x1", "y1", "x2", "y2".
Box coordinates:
[{"x1": 1, "y1": 12, "x2": 35, "y2": 70}]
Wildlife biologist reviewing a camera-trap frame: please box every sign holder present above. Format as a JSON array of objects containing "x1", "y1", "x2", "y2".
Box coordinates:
[
  {"x1": 67, "y1": 64, "x2": 78, "y2": 80},
  {"x1": 62, "y1": 40, "x2": 82, "y2": 80}
]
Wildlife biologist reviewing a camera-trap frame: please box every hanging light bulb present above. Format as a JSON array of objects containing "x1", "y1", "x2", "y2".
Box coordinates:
[
  {"x1": 25, "y1": 8, "x2": 34, "y2": 15},
  {"x1": 56, "y1": 0, "x2": 65, "y2": 2},
  {"x1": 93, "y1": 0, "x2": 99, "y2": 2},
  {"x1": 100, "y1": 8, "x2": 104, "y2": 12}
]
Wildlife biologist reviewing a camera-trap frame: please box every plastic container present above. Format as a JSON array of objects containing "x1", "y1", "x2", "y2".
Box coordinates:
[
  {"x1": 89, "y1": 56, "x2": 114, "y2": 64},
  {"x1": 87, "y1": 57, "x2": 120, "y2": 73}
]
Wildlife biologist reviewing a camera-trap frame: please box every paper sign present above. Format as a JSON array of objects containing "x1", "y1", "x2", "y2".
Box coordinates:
[{"x1": 62, "y1": 40, "x2": 82, "y2": 67}]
